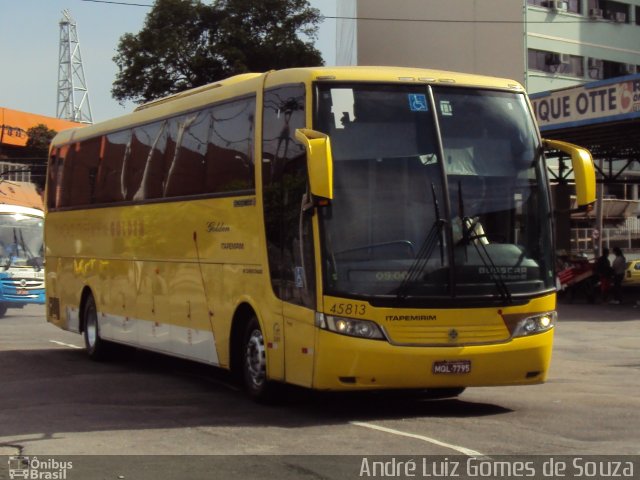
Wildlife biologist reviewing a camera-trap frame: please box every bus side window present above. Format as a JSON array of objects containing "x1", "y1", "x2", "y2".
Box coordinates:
[
  {"x1": 164, "y1": 112, "x2": 208, "y2": 198},
  {"x1": 134, "y1": 121, "x2": 168, "y2": 201},
  {"x1": 47, "y1": 147, "x2": 62, "y2": 209},
  {"x1": 66, "y1": 138, "x2": 100, "y2": 207},
  {"x1": 160, "y1": 118, "x2": 180, "y2": 198},
  {"x1": 126, "y1": 123, "x2": 162, "y2": 201},
  {"x1": 95, "y1": 131, "x2": 130, "y2": 204},
  {"x1": 206, "y1": 97, "x2": 256, "y2": 193}
]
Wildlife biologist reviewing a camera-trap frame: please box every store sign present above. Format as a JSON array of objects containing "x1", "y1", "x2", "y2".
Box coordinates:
[
  {"x1": 531, "y1": 77, "x2": 640, "y2": 128},
  {"x1": 0, "y1": 125, "x2": 27, "y2": 142}
]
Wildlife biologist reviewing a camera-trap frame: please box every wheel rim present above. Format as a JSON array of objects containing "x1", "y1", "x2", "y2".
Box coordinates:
[
  {"x1": 85, "y1": 304, "x2": 97, "y2": 349},
  {"x1": 245, "y1": 329, "x2": 266, "y2": 389}
]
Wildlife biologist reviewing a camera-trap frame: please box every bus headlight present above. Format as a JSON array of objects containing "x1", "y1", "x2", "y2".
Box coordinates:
[
  {"x1": 316, "y1": 313, "x2": 385, "y2": 340},
  {"x1": 512, "y1": 311, "x2": 556, "y2": 338}
]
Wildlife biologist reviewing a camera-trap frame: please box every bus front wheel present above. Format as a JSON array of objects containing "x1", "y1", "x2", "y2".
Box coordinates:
[
  {"x1": 242, "y1": 317, "x2": 276, "y2": 401},
  {"x1": 83, "y1": 294, "x2": 110, "y2": 361}
]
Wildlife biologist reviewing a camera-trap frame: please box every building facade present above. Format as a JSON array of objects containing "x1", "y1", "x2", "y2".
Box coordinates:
[
  {"x1": 0, "y1": 107, "x2": 81, "y2": 188},
  {"x1": 336, "y1": 0, "x2": 640, "y2": 94}
]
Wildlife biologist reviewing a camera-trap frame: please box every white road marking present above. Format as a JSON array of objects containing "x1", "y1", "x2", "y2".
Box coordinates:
[
  {"x1": 49, "y1": 340, "x2": 83, "y2": 349},
  {"x1": 351, "y1": 421, "x2": 485, "y2": 457}
]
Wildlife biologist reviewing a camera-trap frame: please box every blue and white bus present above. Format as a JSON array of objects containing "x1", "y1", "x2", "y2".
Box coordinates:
[{"x1": 0, "y1": 187, "x2": 45, "y2": 316}]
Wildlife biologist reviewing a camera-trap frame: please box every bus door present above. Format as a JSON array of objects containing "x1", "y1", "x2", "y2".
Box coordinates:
[{"x1": 262, "y1": 84, "x2": 317, "y2": 387}]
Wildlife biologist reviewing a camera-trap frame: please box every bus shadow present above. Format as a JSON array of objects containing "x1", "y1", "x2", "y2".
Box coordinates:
[
  {"x1": 109, "y1": 344, "x2": 513, "y2": 419},
  {"x1": 0, "y1": 346, "x2": 512, "y2": 445}
]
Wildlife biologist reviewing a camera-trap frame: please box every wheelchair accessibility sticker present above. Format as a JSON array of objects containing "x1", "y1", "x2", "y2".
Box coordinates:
[{"x1": 408, "y1": 94, "x2": 428, "y2": 112}]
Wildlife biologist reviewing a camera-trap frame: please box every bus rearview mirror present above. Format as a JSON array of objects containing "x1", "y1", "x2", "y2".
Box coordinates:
[
  {"x1": 543, "y1": 139, "x2": 596, "y2": 209},
  {"x1": 295, "y1": 128, "x2": 334, "y2": 201}
]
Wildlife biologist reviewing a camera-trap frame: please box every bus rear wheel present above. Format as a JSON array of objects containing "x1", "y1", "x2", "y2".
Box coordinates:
[
  {"x1": 242, "y1": 317, "x2": 276, "y2": 401},
  {"x1": 83, "y1": 294, "x2": 110, "y2": 360}
]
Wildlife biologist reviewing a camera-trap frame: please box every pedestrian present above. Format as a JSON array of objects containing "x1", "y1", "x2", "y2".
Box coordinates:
[
  {"x1": 610, "y1": 247, "x2": 626, "y2": 304},
  {"x1": 594, "y1": 247, "x2": 612, "y2": 303}
]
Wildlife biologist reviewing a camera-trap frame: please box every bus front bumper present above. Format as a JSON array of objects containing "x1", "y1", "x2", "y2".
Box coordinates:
[{"x1": 312, "y1": 328, "x2": 553, "y2": 390}]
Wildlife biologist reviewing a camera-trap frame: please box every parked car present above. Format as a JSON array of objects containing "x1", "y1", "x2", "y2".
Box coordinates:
[{"x1": 624, "y1": 260, "x2": 640, "y2": 285}]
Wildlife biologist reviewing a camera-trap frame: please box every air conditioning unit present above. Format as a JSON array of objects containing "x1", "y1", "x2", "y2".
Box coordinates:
[
  {"x1": 614, "y1": 12, "x2": 627, "y2": 23},
  {"x1": 589, "y1": 8, "x2": 603, "y2": 19},
  {"x1": 622, "y1": 64, "x2": 636, "y2": 74},
  {"x1": 588, "y1": 58, "x2": 602, "y2": 69},
  {"x1": 551, "y1": 0, "x2": 568, "y2": 12},
  {"x1": 545, "y1": 53, "x2": 570, "y2": 66}
]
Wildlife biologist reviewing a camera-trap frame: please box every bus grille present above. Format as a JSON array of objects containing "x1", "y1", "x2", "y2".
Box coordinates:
[{"x1": 383, "y1": 324, "x2": 510, "y2": 346}]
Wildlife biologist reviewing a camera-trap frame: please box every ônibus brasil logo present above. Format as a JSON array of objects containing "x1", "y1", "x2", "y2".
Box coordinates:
[{"x1": 8, "y1": 456, "x2": 73, "y2": 479}]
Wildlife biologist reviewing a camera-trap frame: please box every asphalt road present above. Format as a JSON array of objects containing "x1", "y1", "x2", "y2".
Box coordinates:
[{"x1": 0, "y1": 301, "x2": 638, "y2": 479}]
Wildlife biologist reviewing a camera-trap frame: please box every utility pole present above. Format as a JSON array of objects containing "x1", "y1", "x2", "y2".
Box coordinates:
[{"x1": 56, "y1": 10, "x2": 93, "y2": 124}]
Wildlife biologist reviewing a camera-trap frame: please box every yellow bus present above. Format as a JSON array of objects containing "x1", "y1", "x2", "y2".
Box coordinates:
[{"x1": 45, "y1": 67, "x2": 595, "y2": 400}]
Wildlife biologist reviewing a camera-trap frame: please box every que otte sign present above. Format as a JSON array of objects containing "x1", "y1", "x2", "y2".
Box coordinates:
[{"x1": 530, "y1": 77, "x2": 640, "y2": 129}]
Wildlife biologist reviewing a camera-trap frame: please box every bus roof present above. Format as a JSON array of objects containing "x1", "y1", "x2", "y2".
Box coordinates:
[{"x1": 50, "y1": 66, "x2": 525, "y2": 147}]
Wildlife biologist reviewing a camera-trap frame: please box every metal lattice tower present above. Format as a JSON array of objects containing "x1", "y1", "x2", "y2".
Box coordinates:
[{"x1": 56, "y1": 10, "x2": 93, "y2": 124}]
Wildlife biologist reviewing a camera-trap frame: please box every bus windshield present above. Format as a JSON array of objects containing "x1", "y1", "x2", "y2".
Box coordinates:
[
  {"x1": 315, "y1": 83, "x2": 553, "y2": 304},
  {"x1": 0, "y1": 213, "x2": 44, "y2": 269}
]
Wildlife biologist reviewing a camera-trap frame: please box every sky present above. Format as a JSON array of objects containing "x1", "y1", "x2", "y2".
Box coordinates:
[{"x1": 0, "y1": 0, "x2": 337, "y2": 122}]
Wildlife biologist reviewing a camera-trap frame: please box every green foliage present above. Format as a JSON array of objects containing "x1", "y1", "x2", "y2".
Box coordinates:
[
  {"x1": 26, "y1": 124, "x2": 57, "y2": 157},
  {"x1": 112, "y1": 0, "x2": 324, "y2": 104}
]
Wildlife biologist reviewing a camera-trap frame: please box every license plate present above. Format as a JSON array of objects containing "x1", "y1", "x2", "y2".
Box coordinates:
[
  {"x1": 433, "y1": 360, "x2": 471, "y2": 374},
  {"x1": 16, "y1": 289, "x2": 28, "y2": 295}
]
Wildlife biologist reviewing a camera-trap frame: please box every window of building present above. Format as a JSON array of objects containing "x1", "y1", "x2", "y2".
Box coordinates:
[
  {"x1": 528, "y1": 49, "x2": 584, "y2": 77},
  {"x1": 602, "y1": 60, "x2": 637, "y2": 78},
  {"x1": 528, "y1": 0, "x2": 580, "y2": 14},
  {"x1": 587, "y1": 58, "x2": 604, "y2": 79},
  {"x1": 593, "y1": 0, "x2": 629, "y2": 22}
]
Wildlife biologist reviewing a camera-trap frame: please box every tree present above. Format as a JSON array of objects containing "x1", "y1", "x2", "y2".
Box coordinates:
[
  {"x1": 26, "y1": 124, "x2": 57, "y2": 157},
  {"x1": 112, "y1": 0, "x2": 324, "y2": 104}
]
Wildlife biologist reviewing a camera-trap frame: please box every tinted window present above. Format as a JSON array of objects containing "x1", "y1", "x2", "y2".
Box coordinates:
[
  {"x1": 206, "y1": 97, "x2": 256, "y2": 193},
  {"x1": 133, "y1": 121, "x2": 168, "y2": 201},
  {"x1": 262, "y1": 85, "x2": 314, "y2": 306},
  {"x1": 164, "y1": 112, "x2": 208, "y2": 197},
  {"x1": 95, "y1": 130, "x2": 130, "y2": 203},
  {"x1": 125, "y1": 123, "x2": 162, "y2": 200},
  {"x1": 49, "y1": 96, "x2": 257, "y2": 208},
  {"x1": 63, "y1": 138, "x2": 101, "y2": 207},
  {"x1": 47, "y1": 146, "x2": 66, "y2": 209}
]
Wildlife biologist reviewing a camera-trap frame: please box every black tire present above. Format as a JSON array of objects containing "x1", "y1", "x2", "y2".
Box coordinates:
[
  {"x1": 82, "y1": 294, "x2": 110, "y2": 361},
  {"x1": 242, "y1": 317, "x2": 277, "y2": 402},
  {"x1": 0, "y1": 303, "x2": 7, "y2": 318}
]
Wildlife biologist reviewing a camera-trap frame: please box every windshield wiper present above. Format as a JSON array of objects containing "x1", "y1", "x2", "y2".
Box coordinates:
[
  {"x1": 457, "y1": 182, "x2": 512, "y2": 303},
  {"x1": 394, "y1": 183, "x2": 446, "y2": 305}
]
